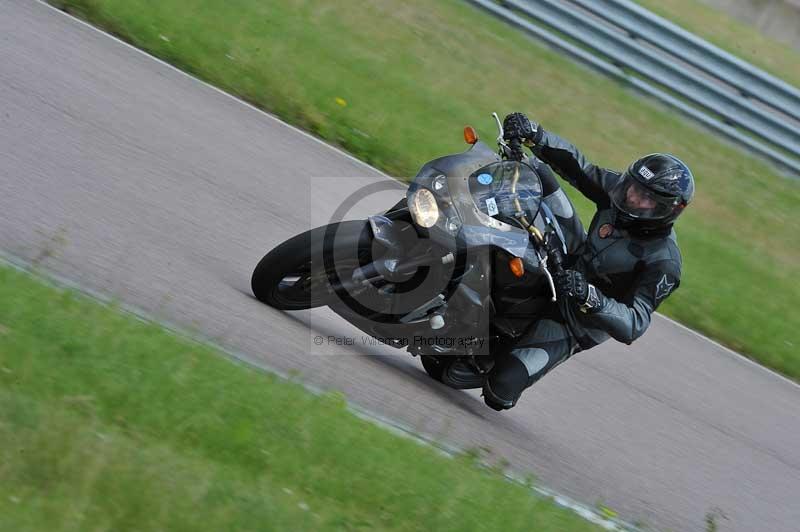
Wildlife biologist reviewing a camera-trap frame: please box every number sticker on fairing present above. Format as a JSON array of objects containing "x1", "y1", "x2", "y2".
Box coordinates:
[{"x1": 485, "y1": 197, "x2": 499, "y2": 216}]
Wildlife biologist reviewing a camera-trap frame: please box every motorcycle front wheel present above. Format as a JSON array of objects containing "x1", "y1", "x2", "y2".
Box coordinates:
[{"x1": 251, "y1": 221, "x2": 372, "y2": 310}]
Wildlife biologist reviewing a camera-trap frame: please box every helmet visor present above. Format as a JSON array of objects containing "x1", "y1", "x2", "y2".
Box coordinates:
[{"x1": 609, "y1": 173, "x2": 678, "y2": 220}]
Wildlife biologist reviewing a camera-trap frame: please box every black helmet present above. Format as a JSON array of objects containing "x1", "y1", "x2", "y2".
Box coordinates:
[{"x1": 609, "y1": 153, "x2": 694, "y2": 235}]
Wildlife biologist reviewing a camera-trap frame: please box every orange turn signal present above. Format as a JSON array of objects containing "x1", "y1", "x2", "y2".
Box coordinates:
[
  {"x1": 509, "y1": 257, "x2": 524, "y2": 278},
  {"x1": 464, "y1": 126, "x2": 478, "y2": 145}
]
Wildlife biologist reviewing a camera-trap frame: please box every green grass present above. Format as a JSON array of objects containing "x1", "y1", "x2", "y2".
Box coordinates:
[
  {"x1": 633, "y1": 0, "x2": 800, "y2": 89},
  {"x1": 0, "y1": 264, "x2": 602, "y2": 531},
  {"x1": 47, "y1": 0, "x2": 800, "y2": 379}
]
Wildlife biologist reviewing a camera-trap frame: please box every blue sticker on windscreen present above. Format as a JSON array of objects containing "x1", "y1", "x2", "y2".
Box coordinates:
[{"x1": 477, "y1": 173, "x2": 493, "y2": 185}]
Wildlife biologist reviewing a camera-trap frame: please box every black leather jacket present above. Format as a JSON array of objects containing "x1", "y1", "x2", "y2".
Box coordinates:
[{"x1": 532, "y1": 129, "x2": 683, "y2": 349}]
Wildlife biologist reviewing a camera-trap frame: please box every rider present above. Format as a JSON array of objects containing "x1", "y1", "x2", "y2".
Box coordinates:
[{"x1": 481, "y1": 112, "x2": 694, "y2": 411}]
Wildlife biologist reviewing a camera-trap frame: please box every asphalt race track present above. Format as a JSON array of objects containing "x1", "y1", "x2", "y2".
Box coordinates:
[{"x1": 2, "y1": 2, "x2": 799, "y2": 530}]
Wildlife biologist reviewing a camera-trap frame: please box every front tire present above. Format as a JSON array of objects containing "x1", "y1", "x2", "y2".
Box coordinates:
[{"x1": 251, "y1": 221, "x2": 372, "y2": 310}]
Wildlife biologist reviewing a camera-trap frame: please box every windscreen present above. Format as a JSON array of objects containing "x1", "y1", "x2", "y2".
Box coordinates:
[{"x1": 468, "y1": 161, "x2": 543, "y2": 224}]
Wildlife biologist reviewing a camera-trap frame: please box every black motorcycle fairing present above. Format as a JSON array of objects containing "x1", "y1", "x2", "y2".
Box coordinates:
[
  {"x1": 408, "y1": 158, "x2": 545, "y2": 260},
  {"x1": 329, "y1": 144, "x2": 565, "y2": 354}
]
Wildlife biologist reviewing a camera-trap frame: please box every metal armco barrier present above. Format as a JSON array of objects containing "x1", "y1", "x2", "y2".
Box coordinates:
[
  {"x1": 467, "y1": 0, "x2": 800, "y2": 175},
  {"x1": 571, "y1": 0, "x2": 800, "y2": 122}
]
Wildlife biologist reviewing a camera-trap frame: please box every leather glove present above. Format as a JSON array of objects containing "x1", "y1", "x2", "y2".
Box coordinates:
[
  {"x1": 502, "y1": 112, "x2": 539, "y2": 146},
  {"x1": 554, "y1": 270, "x2": 602, "y2": 313}
]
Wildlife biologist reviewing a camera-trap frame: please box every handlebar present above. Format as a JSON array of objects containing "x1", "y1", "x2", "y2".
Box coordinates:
[
  {"x1": 492, "y1": 112, "x2": 525, "y2": 161},
  {"x1": 506, "y1": 137, "x2": 526, "y2": 162},
  {"x1": 547, "y1": 239, "x2": 566, "y2": 276}
]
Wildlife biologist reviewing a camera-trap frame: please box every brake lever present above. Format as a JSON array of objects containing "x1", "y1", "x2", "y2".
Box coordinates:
[
  {"x1": 542, "y1": 230, "x2": 569, "y2": 302},
  {"x1": 536, "y1": 248, "x2": 558, "y2": 302},
  {"x1": 492, "y1": 112, "x2": 513, "y2": 159},
  {"x1": 492, "y1": 112, "x2": 505, "y2": 144}
]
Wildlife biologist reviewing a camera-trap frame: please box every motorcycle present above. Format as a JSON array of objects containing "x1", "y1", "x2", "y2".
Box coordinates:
[{"x1": 251, "y1": 113, "x2": 571, "y2": 389}]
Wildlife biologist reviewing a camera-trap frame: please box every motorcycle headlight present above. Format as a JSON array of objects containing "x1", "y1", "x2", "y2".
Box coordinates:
[{"x1": 410, "y1": 188, "x2": 439, "y2": 228}]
